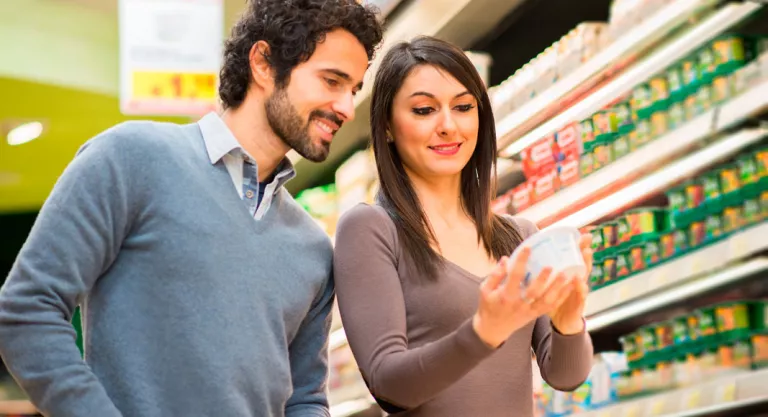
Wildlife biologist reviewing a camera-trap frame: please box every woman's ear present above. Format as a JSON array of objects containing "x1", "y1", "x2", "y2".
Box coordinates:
[{"x1": 248, "y1": 40, "x2": 274, "y2": 91}]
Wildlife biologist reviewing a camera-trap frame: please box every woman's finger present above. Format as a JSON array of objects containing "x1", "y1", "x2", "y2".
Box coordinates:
[
  {"x1": 579, "y1": 234, "x2": 592, "y2": 251},
  {"x1": 534, "y1": 272, "x2": 571, "y2": 308},
  {"x1": 581, "y1": 247, "x2": 594, "y2": 276},
  {"x1": 482, "y1": 257, "x2": 508, "y2": 294},
  {"x1": 502, "y1": 247, "x2": 530, "y2": 295},
  {"x1": 516, "y1": 266, "x2": 552, "y2": 306}
]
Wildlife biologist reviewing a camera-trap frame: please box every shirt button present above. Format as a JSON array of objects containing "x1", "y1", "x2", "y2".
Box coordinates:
[{"x1": 245, "y1": 190, "x2": 255, "y2": 199}]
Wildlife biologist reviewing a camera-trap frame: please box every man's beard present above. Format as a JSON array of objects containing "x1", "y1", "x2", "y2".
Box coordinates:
[{"x1": 265, "y1": 87, "x2": 342, "y2": 163}]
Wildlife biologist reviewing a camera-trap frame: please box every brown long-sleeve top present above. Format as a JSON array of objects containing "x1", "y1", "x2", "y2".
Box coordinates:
[{"x1": 333, "y1": 204, "x2": 594, "y2": 416}]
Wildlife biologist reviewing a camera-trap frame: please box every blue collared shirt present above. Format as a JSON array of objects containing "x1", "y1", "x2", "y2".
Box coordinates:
[{"x1": 197, "y1": 112, "x2": 296, "y2": 220}]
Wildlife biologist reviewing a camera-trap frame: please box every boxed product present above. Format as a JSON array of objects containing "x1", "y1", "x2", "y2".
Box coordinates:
[
  {"x1": 532, "y1": 168, "x2": 560, "y2": 202},
  {"x1": 556, "y1": 23, "x2": 610, "y2": 79},
  {"x1": 511, "y1": 181, "x2": 534, "y2": 214},
  {"x1": 521, "y1": 134, "x2": 557, "y2": 179}
]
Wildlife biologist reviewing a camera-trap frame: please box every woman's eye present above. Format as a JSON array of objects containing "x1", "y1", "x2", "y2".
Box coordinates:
[
  {"x1": 412, "y1": 107, "x2": 434, "y2": 116},
  {"x1": 455, "y1": 104, "x2": 475, "y2": 112},
  {"x1": 325, "y1": 78, "x2": 340, "y2": 87}
]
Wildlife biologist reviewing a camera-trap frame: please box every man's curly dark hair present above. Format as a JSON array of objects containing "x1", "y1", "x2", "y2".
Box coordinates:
[{"x1": 219, "y1": 0, "x2": 383, "y2": 110}]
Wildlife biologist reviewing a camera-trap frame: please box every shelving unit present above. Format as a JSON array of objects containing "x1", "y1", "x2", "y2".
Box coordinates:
[
  {"x1": 518, "y1": 80, "x2": 768, "y2": 227},
  {"x1": 495, "y1": 0, "x2": 720, "y2": 152},
  {"x1": 572, "y1": 368, "x2": 768, "y2": 417},
  {"x1": 323, "y1": 1, "x2": 768, "y2": 415}
]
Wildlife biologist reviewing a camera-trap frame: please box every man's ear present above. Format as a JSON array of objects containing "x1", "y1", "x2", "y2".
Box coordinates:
[{"x1": 249, "y1": 40, "x2": 274, "y2": 91}]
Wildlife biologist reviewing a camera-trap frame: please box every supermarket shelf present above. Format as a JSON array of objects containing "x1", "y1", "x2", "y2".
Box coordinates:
[
  {"x1": 585, "y1": 221, "x2": 768, "y2": 319},
  {"x1": 550, "y1": 127, "x2": 768, "y2": 231},
  {"x1": 517, "y1": 79, "x2": 768, "y2": 227},
  {"x1": 286, "y1": 0, "x2": 532, "y2": 193},
  {"x1": 499, "y1": 1, "x2": 763, "y2": 157},
  {"x1": 587, "y1": 256, "x2": 768, "y2": 332},
  {"x1": 574, "y1": 368, "x2": 768, "y2": 417},
  {"x1": 495, "y1": 0, "x2": 716, "y2": 152},
  {"x1": 0, "y1": 400, "x2": 35, "y2": 415}
]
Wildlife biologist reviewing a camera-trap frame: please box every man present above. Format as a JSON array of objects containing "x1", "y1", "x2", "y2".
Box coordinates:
[{"x1": 0, "y1": 1, "x2": 382, "y2": 416}]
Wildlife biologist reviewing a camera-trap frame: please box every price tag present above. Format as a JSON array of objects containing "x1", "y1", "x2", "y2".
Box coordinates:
[
  {"x1": 651, "y1": 271, "x2": 668, "y2": 288},
  {"x1": 716, "y1": 381, "x2": 736, "y2": 403},
  {"x1": 132, "y1": 71, "x2": 217, "y2": 101},
  {"x1": 598, "y1": 412, "x2": 612, "y2": 417},
  {"x1": 624, "y1": 403, "x2": 641, "y2": 417},
  {"x1": 650, "y1": 398, "x2": 665, "y2": 415},
  {"x1": 691, "y1": 258, "x2": 705, "y2": 275},
  {"x1": 728, "y1": 234, "x2": 749, "y2": 260},
  {"x1": 618, "y1": 285, "x2": 631, "y2": 302},
  {"x1": 683, "y1": 389, "x2": 701, "y2": 409}
]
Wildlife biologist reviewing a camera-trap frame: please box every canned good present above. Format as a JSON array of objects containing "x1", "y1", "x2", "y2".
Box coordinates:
[
  {"x1": 613, "y1": 135, "x2": 630, "y2": 159},
  {"x1": 712, "y1": 75, "x2": 736, "y2": 104},
  {"x1": 689, "y1": 221, "x2": 706, "y2": 248},
  {"x1": 580, "y1": 146, "x2": 595, "y2": 177},
  {"x1": 592, "y1": 140, "x2": 614, "y2": 170},
  {"x1": 649, "y1": 76, "x2": 670, "y2": 109},
  {"x1": 684, "y1": 93, "x2": 699, "y2": 120},
  {"x1": 650, "y1": 111, "x2": 669, "y2": 139},
  {"x1": 660, "y1": 233, "x2": 676, "y2": 259},
  {"x1": 601, "y1": 221, "x2": 617, "y2": 249},
  {"x1": 737, "y1": 153, "x2": 760, "y2": 198},
  {"x1": 695, "y1": 307, "x2": 718, "y2": 340},
  {"x1": 627, "y1": 207, "x2": 667, "y2": 242},
  {"x1": 697, "y1": 44, "x2": 716, "y2": 83},
  {"x1": 620, "y1": 333, "x2": 642, "y2": 362},
  {"x1": 655, "y1": 322, "x2": 674, "y2": 351},
  {"x1": 684, "y1": 181, "x2": 705, "y2": 211},
  {"x1": 723, "y1": 206, "x2": 743, "y2": 233},
  {"x1": 667, "y1": 65, "x2": 685, "y2": 100},
  {"x1": 719, "y1": 164, "x2": 741, "y2": 196},
  {"x1": 616, "y1": 249, "x2": 631, "y2": 278},
  {"x1": 615, "y1": 101, "x2": 635, "y2": 134},
  {"x1": 643, "y1": 240, "x2": 661, "y2": 268},
  {"x1": 617, "y1": 216, "x2": 632, "y2": 246},
  {"x1": 668, "y1": 101, "x2": 686, "y2": 130},
  {"x1": 591, "y1": 227, "x2": 604, "y2": 252},
  {"x1": 672, "y1": 316, "x2": 690, "y2": 346},
  {"x1": 602, "y1": 255, "x2": 617, "y2": 285},
  {"x1": 715, "y1": 302, "x2": 751, "y2": 336},
  {"x1": 580, "y1": 118, "x2": 596, "y2": 147},
  {"x1": 631, "y1": 84, "x2": 653, "y2": 118},
  {"x1": 751, "y1": 334, "x2": 768, "y2": 367},
  {"x1": 590, "y1": 260, "x2": 604, "y2": 289},
  {"x1": 696, "y1": 83, "x2": 714, "y2": 113},
  {"x1": 681, "y1": 55, "x2": 701, "y2": 93},
  {"x1": 593, "y1": 110, "x2": 619, "y2": 139},
  {"x1": 743, "y1": 198, "x2": 761, "y2": 225},
  {"x1": 629, "y1": 245, "x2": 645, "y2": 273},
  {"x1": 634, "y1": 119, "x2": 652, "y2": 148},
  {"x1": 712, "y1": 34, "x2": 748, "y2": 75},
  {"x1": 705, "y1": 214, "x2": 724, "y2": 242}
]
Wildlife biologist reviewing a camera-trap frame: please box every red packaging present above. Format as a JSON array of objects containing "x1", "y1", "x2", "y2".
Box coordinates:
[
  {"x1": 533, "y1": 168, "x2": 559, "y2": 202},
  {"x1": 557, "y1": 156, "x2": 581, "y2": 187},
  {"x1": 511, "y1": 182, "x2": 534, "y2": 213},
  {"x1": 521, "y1": 134, "x2": 557, "y2": 179},
  {"x1": 554, "y1": 122, "x2": 582, "y2": 163}
]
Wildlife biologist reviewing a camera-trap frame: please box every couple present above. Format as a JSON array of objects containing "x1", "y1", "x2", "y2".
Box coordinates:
[{"x1": 0, "y1": 1, "x2": 593, "y2": 416}]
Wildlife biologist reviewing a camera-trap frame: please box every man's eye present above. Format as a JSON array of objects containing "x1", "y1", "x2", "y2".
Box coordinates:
[
  {"x1": 455, "y1": 104, "x2": 475, "y2": 112},
  {"x1": 412, "y1": 107, "x2": 434, "y2": 116}
]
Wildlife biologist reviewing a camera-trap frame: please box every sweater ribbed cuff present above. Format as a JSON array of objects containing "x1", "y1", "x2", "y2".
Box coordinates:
[{"x1": 455, "y1": 319, "x2": 498, "y2": 359}]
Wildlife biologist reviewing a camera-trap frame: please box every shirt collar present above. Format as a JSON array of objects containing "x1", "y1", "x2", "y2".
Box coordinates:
[{"x1": 197, "y1": 111, "x2": 297, "y2": 186}]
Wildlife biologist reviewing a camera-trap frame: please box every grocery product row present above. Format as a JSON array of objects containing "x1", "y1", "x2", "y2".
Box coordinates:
[
  {"x1": 538, "y1": 299, "x2": 768, "y2": 416},
  {"x1": 493, "y1": 42, "x2": 768, "y2": 222},
  {"x1": 585, "y1": 146, "x2": 767, "y2": 291}
]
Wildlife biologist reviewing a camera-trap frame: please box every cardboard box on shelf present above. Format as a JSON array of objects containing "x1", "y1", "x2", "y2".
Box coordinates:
[
  {"x1": 558, "y1": 156, "x2": 581, "y2": 188},
  {"x1": 511, "y1": 181, "x2": 534, "y2": 214},
  {"x1": 555, "y1": 122, "x2": 583, "y2": 163},
  {"x1": 521, "y1": 134, "x2": 557, "y2": 179},
  {"x1": 533, "y1": 168, "x2": 560, "y2": 202}
]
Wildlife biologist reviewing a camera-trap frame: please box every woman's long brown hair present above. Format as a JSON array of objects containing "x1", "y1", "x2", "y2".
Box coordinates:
[{"x1": 369, "y1": 36, "x2": 524, "y2": 280}]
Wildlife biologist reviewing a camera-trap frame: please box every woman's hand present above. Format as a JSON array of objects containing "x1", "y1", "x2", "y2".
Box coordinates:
[
  {"x1": 472, "y1": 247, "x2": 579, "y2": 348},
  {"x1": 549, "y1": 234, "x2": 593, "y2": 335}
]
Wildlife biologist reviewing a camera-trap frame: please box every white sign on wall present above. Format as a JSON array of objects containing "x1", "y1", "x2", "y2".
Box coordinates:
[{"x1": 118, "y1": 0, "x2": 223, "y2": 117}]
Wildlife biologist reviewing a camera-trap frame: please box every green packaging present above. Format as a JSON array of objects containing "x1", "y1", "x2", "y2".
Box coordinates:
[
  {"x1": 668, "y1": 101, "x2": 686, "y2": 130},
  {"x1": 705, "y1": 213, "x2": 724, "y2": 243},
  {"x1": 613, "y1": 135, "x2": 630, "y2": 159},
  {"x1": 650, "y1": 111, "x2": 669, "y2": 139}
]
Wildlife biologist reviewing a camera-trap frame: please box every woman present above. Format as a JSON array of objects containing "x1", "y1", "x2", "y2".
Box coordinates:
[{"x1": 333, "y1": 36, "x2": 594, "y2": 416}]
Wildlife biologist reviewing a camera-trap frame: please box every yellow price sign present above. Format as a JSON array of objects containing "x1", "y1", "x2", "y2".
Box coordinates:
[
  {"x1": 618, "y1": 285, "x2": 631, "y2": 302},
  {"x1": 728, "y1": 234, "x2": 749, "y2": 260},
  {"x1": 684, "y1": 389, "x2": 701, "y2": 409},
  {"x1": 717, "y1": 381, "x2": 736, "y2": 403},
  {"x1": 650, "y1": 399, "x2": 665, "y2": 415},
  {"x1": 132, "y1": 71, "x2": 217, "y2": 101},
  {"x1": 651, "y1": 271, "x2": 668, "y2": 288},
  {"x1": 624, "y1": 403, "x2": 641, "y2": 417}
]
